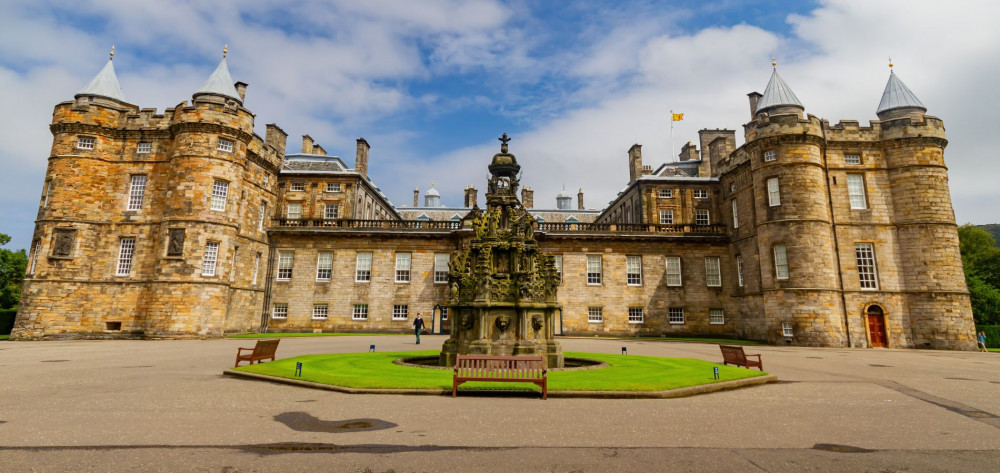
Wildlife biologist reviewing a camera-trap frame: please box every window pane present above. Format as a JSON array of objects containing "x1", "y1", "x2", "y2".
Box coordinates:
[
  {"x1": 767, "y1": 178, "x2": 780, "y2": 206},
  {"x1": 392, "y1": 305, "x2": 408, "y2": 320},
  {"x1": 324, "y1": 204, "x2": 339, "y2": 219},
  {"x1": 211, "y1": 181, "x2": 228, "y2": 211},
  {"x1": 287, "y1": 203, "x2": 302, "y2": 219},
  {"x1": 696, "y1": 209, "x2": 710, "y2": 225},
  {"x1": 705, "y1": 257, "x2": 721, "y2": 287},
  {"x1": 710, "y1": 308, "x2": 725, "y2": 325},
  {"x1": 665, "y1": 257, "x2": 682, "y2": 286},
  {"x1": 659, "y1": 209, "x2": 673, "y2": 224},
  {"x1": 855, "y1": 243, "x2": 879, "y2": 289},
  {"x1": 434, "y1": 253, "x2": 449, "y2": 283},
  {"x1": 847, "y1": 174, "x2": 867, "y2": 209},
  {"x1": 277, "y1": 251, "x2": 294, "y2": 280},
  {"x1": 588, "y1": 307, "x2": 603, "y2": 323},
  {"x1": 628, "y1": 308, "x2": 643, "y2": 323},
  {"x1": 732, "y1": 200, "x2": 739, "y2": 228},
  {"x1": 127, "y1": 175, "x2": 147, "y2": 211},
  {"x1": 586, "y1": 255, "x2": 602, "y2": 284},
  {"x1": 316, "y1": 252, "x2": 333, "y2": 280},
  {"x1": 774, "y1": 245, "x2": 788, "y2": 279},
  {"x1": 668, "y1": 308, "x2": 684, "y2": 324},
  {"x1": 395, "y1": 252, "x2": 411, "y2": 282},
  {"x1": 627, "y1": 255, "x2": 642, "y2": 285},
  {"x1": 356, "y1": 252, "x2": 372, "y2": 282},
  {"x1": 271, "y1": 303, "x2": 288, "y2": 318},
  {"x1": 116, "y1": 238, "x2": 135, "y2": 276},
  {"x1": 202, "y1": 242, "x2": 219, "y2": 276},
  {"x1": 737, "y1": 256, "x2": 744, "y2": 287}
]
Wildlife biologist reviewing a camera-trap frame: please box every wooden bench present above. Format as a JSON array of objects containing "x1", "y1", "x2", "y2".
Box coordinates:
[
  {"x1": 235, "y1": 339, "x2": 280, "y2": 367},
  {"x1": 453, "y1": 354, "x2": 548, "y2": 399},
  {"x1": 719, "y1": 344, "x2": 763, "y2": 371}
]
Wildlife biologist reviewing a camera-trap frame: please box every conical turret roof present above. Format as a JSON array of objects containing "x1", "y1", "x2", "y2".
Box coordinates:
[
  {"x1": 755, "y1": 68, "x2": 803, "y2": 113},
  {"x1": 77, "y1": 59, "x2": 126, "y2": 102},
  {"x1": 194, "y1": 57, "x2": 241, "y2": 102},
  {"x1": 877, "y1": 71, "x2": 926, "y2": 114}
]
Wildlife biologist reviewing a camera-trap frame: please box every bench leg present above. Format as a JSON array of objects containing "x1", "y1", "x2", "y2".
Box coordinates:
[{"x1": 452, "y1": 379, "x2": 458, "y2": 398}]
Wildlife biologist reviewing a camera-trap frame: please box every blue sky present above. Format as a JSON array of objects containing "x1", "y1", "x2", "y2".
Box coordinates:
[{"x1": 1, "y1": 0, "x2": 999, "y2": 251}]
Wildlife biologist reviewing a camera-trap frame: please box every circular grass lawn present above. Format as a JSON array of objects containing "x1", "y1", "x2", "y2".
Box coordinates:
[{"x1": 232, "y1": 350, "x2": 768, "y2": 393}]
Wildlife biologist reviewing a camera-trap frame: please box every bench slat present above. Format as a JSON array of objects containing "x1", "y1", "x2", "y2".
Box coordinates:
[{"x1": 453, "y1": 355, "x2": 547, "y2": 399}]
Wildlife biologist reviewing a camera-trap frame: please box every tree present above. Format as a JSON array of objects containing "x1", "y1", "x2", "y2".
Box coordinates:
[
  {"x1": 958, "y1": 225, "x2": 1000, "y2": 325},
  {"x1": 0, "y1": 233, "x2": 28, "y2": 309}
]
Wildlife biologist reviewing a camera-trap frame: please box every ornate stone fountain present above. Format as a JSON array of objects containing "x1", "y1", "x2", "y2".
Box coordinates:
[{"x1": 439, "y1": 134, "x2": 564, "y2": 368}]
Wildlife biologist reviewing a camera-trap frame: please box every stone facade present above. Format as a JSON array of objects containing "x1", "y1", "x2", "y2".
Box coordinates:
[{"x1": 12, "y1": 60, "x2": 976, "y2": 350}]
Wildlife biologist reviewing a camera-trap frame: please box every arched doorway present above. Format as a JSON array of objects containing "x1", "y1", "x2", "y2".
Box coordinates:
[{"x1": 866, "y1": 305, "x2": 888, "y2": 348}]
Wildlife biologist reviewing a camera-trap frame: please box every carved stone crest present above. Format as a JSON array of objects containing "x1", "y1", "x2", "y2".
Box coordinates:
[
  {"x1": 461, "y1": 313, "x2": 475, "y2": 330},
  {"x1": 167, "y1": 229, "x2": 185, "y2": 257},
  {"x1": 52, "y1": 229, "x2": 76, "y2": 257},
  {"x1": 495, "y1": 314, "x2": 511, "y2": 332},
  {"x1": 531, "y1": 315, "x2": 544, "y2": 331}
]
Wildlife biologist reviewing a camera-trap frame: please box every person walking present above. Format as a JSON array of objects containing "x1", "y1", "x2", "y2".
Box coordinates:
[
  {"x1": 978, "y1": 331, "x2": 989, "y2": 352},
  {"x1": 413, "y1": 312, "x2": 425, "y2": 345}
]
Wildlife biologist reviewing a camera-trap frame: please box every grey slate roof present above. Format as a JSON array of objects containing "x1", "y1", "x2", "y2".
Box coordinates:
[
  {"x1": 877, "y1": 71, "x2": 926, "y2": 114},
  {"x1": 756, "y1": 69, "x2": 803, "y2": 113},
  {"x1": 282, "y1": 154, "x2": 349, "y2": 173},
  {"x1": 77, "y1": 59, "x2": 126, "y2": 102},
  {"x1": 194, "y1": 57, "x2": 241, "y2": 101}
]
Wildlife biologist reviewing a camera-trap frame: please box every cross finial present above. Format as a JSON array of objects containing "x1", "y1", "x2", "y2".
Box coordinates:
[
  {"x1": 499, "y1": 133, "x2": 511, "y2": 153},
  {"x1": 223, "y1": 44, "x2": 228, "y2": 57},
  {"x1": 771, "y1": 56, "x2": 776, "y2": 68},
  {"x1": 110, "y1": 45, "x2": 115, "y2": 61}
]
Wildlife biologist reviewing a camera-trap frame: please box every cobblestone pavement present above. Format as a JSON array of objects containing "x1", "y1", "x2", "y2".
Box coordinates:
[{"x1": 1, "y1": 335, "x2": 999, "y2": 472}]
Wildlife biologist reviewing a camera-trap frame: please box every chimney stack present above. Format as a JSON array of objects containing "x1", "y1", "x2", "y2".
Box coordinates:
[
  {"x1": 464, "y1": 185, "x2": 478, "y2": 207},
  {"x1": 577, "y1": 188, "x2": 584, "y2": 210},
  {"x1": 355, "y1": 138, "x2": 370, "y2": 178},
  {"x1": 235, "y1": 81, "x2": 248, "y2": 103},
  {"x1": 747, "y1": 92, "x2": 762, "y2": 119},
  {"x1": 301, "y1": 135, "x2": 314, "y2": 154},
  {"x1": 413, "y1": 187, "x2": 419, "y2": 207},
  {"x1": 628, "y1": 144, "x2": 643, "y2": 184},
  {"x1": 265, "y1": 123, "x2": 287, "y2": 155},
  {"x1": 521, "y1": 186, "x2": 534, "y2": 209},
  {"x1": 679, "y1": 141, "x2": 698, "y2": 161},
  {"x1": 313, "y1": 144, "x2": 326, "y2": 156}
]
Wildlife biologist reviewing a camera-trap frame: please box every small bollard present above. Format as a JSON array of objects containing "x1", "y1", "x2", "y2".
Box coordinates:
[
  {"x1": 621, "y1": 346, "x2": 627, "y2": 355},
  {"x1": 295, "y1": 362, "x2": 302, "y2": 377},
  {"x1": 713, "y1": 366, "x2": 719, "y2": 380},
  {"x1": 369, "y1": 344, "x2": 376, "y2": 352}
]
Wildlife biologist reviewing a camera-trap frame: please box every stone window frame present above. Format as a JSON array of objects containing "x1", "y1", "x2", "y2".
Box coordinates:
[
  {"x1": 695, "y1": 209, "x2": 710, "y2": 225},
  {"x1": 286, "y1": 202, "x2": 303, "y2": 220},
  {"x1": 216, "y1": 138, "x2": 234, "y2": 153},
  {"x1": 258, "y1": 202, "x2": 267, "y2": 232},
  {"x1": 658, "y1": 188, "x2": 673, "y2": 199},
  {"x1": 276, "y1": 250, "x2": 294, "y2": 281},
  {"x1": 710, "y1": 308, "x2": 725, "y2": 325},
  {"x1": 855, "y1": 242, "x2": 879, "y2": 290},
  {"x1": 659, "y1": 209, "x2": 674, "y2": 224},
  {"x1": 588, "y1": 307, "x2": 603, "y2": 323},
  {"x1": 312, "y1": 304, "x2": 328, "y2": 319},
  {"x1": 736, "y1": 255, "x2": 744, "y2": 287},
  {"x1": 42, "y1": 179, "x2": 53, "y2": 208},
  {"x1": 324, "y1": 203, "x2": 339, "y2": 220},
  {"x1": 732, "y1": 199, "x2": 739, "y2": 228},
  {"x1": 844, "y1": 153, "x2": 862, "y2": 165},
  {"x1": 705, "y1": 256, "x2": 722, "y2": 287},
  {"x1": 116, "y1": 237, "x2": 136, "y2": 277},
  {"x1": 355, "y1": 252, "x2": 373, "y2": 282},
  {"x1": 326, "y1": 182, "x2": 342, "y2": 193},
  {"x1": 201, "y1": 241, "x2": 220, "y2": 277},
  {"x1": 693, "y1": 189, "x2": 708, "y2": 199},
  {"x1": 126, "y1": 174, "x2": 147, "y2": 211},
  {"x1": 628, "y1": 307, "x2": 644, "y2": 324},
  {"x1": 392, "y1": 304, "x2": 409, "y2": 321},
  {"x1": 668, "y1": 307, "x2": 684, "y2": 324},
  {"x1": 136, "y1": 142, "x2": 152, "y2": 154},
  {"x1": 76, "y1": 136, "x2": 95, "y2": 150},
  {"x1": 782, "y1": 322, "x2": 794, "y2": 337},
  {"x1": 28, "y1": 239, "x2": 41, "y2": 275},
  {"x1": 289, "y1": 181, "x2": 306, "y2": 192},
  {"x1": 846, "y1": 174, "x2": 868, "y2": 210},
  {"x1": 433, "y1": 253, "x2": 449, "y2": 284},
  {"x1": 767, "y1": 177, "x2": 781, "y2": 207},
  {"x1": 352, "y1": 304, "x2": 369, "y2": 320},
  {"x1": 665, "y1": 256, "x2": 682, "y2": 286},
  {"x1": 271, "y1": 303, "x2": 288, "y2": 319},
  {"x1": 316, "y1": 252, "x2": 333, "y2": 281},
  {"x1": 763, "y1": 150, "x2": 777, "y2": 162},
  {"x1": 210, "y1": 180, "x2": 229, "y2": 211},
  {"x1": 586, "y1": 254, "x2": 602, "y2": 286},
  {"x1": 773, "y1": 245, "x2": 789, "y2": 280},
  {"x1": 626, "y1": 255, "x2": 642, "y2": 286},
  {"x1": 252, "y1": 252, "x2": 261, "y2": 286},
  {"x1": 395, "y1": 252, "x2": 411, "y2": 283},
  {"x1": 553, "y1": 255, "x2": 562, "y2": 283}
]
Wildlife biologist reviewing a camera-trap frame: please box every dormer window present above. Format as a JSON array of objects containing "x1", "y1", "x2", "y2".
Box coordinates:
[
  {"x1": 217, "y1": 138, "x2": 234, "y2": 153},
  {"x1": 290, "y1": 182, "x2": 305, "y2": 192},
  {"x1": 77, "y1": 136, "x2": 95, "y2": 150}
]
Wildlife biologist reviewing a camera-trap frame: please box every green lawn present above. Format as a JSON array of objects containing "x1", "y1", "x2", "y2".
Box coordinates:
[
  {"x1": 233, "y1": 350, "x2": 767, "y2": 392},
  {"x1": 228, "y1": 332, "x2": 406, "y2": 339},
  {"x1": 0, "y1": 335, "x2": 8, "y2": 341}
]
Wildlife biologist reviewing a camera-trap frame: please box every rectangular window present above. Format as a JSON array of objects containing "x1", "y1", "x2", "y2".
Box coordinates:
[
  {"x1": 290, "y1": 182, "x2": 305, "y2": 192},
  {"x1": 626, "y1": 255, "x2": 642, "y2": 286},
  {"x1": 434, "y1": 253, "x2": 449, "y2": 283},
  {"x1": 659, "y1": 209, "x2": 674, "y2": 224},
  {"x1": 28, "y1": 239, "x2": 41, "y2": 275},
  {"x1": 774, "y1": 245, "x2": 789, "y2": 280},
  {"x1": 137, "y1": 142, "x2": 152, "y2": 154},
  {"x1": 201, "y1": 241, "x2": 219, "y2": 276},
  {"x1": 316, "y1": 252, "x2": 333, "y2": 281},
  {"x1": 258, "y1": 202, "x2": 267, "y2": 231},
  {"x1": 669, "y1": 308, "x2": 684, "y2": 324},
  {"x1": 286, "y1": 202, "x2": 302, "y2": 220},
  {"x1": 628, "y1": 307, "x2": 644, "y2": 324},
  {"x1": 694, "y1": 189, "x2": 708, "y2": 199},
  {"x1": 588, "y1": 307, "x2": 603, "y2": 323},
  {"x1": 553, "y1": 255, "x2": 562, "y2": 282},
  {"x1": 665, "y1": 256, "x2": 682, "y2": 286},
  {"x1": 847, "y1": 174, "x2": 868, "y2": 209},
  {"x1": 210, "y1": 180, "x2": 228, "y2": 211},
  {"x1": 855, "y1": 243, "x2": 879, "y2": 290},
  {"x1": 116, "y1": 238, "x2": 135, "y2": 276},
  {"x1": 324, "y1": 203, "x2": 339, "y2": 220},
  {"x1": 705, "y1": 257, "x2": 721, "y2": 287},
  {"x1": 764, "y1": 150, "x2": 776, "y2": 162},
  {"x1": 127, "y1": 175, "x2": 147, "y2": 211},
  {"x1": 326, "y1": 183, "x2": 341, "y2": 192},
  {"x1": 217, "y1": 138, "x2": 233, "y2": 152},
  {"x1": 277, "y1": 251, "x2": 293, "y2": 281},
  {"x1": 77, "y1": 136, "x2": 95, "y2": 150},
  {"x1": 252, "y1": 253, "x2": 260, "y2": 285},
  {"x1": 395, "y1": 252, "x2": 411, "y2": 283},
  {"x1": 312, "y1": 304, "x2": 328, "y2": 319},
  {"x1": 710, "y1": 308, "x2": 725, "y2": 325},
  {"x1": 440, "y1": 307, "x2": 448, "y2": 320},
  {"x1": 586, "y1": 254, "x2": 602, "y2": 285},
  {"x1": 658, "y1": 189, "x2": 673, "y2": 198},
  {"x1": 782, "y1": 322, "x2": 794, "y2": 337},
  {"x1": 767, "y1": 178, "x2": 781, "y2": 206},
  {"x1": 42, "y1": 180, "x2": 52, "y2": 208},
  {"x1": 732, "y1": 199, "x2": 739, "y2": 228},
  {"x1": 392, "y1": 305, "x2": 408, "y2": 321},
  {"x1": 845, "y1": 154, "x2": 862, "y2": 165},
  {"x1": 271, "y1": 303, "x2": 288, "y2": 319},
  {"x1": 696, "y1": 209, "x2": 710, "y2": 225},
  {"x1": 353, "y1": 304, "x2": 369, "y2": 320},
  {"x1": 736, "y1": 255, "x2": 744, "y2": 287},
  {"x1": 356, "y1": 252, "x2": 372, "y2": 282}
]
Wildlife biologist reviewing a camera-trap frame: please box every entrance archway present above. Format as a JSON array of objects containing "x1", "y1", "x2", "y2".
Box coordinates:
[{"x1": 866, "y1": 305, "x2": 888, "y2": 348}]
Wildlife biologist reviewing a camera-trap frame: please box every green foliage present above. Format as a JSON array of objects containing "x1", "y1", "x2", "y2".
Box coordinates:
[
  {"x1": 978, "y1": 224, "x2": 1000, "y2": 248},
  {"x1": 0, "y1": 233, "x2": 28, "y2": 309},
  {"x1": 976, "y1": 325, "x2": 1000, "y2": 348},
  {"x1": 958, "y1": 225, "x2": 1000, "y2": 325},
  {"x1": 0, "y1": 308, "x2": 16, "y2": 335}
]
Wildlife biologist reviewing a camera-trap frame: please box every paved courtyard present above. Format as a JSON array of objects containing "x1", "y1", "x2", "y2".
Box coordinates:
[{"x1": 1, "y1": 335, "x2": 999, "y2": 472}]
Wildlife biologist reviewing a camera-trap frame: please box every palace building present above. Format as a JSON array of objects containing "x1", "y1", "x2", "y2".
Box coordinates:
[{"x1": 11, "y1": 53, "x2": 976, "y2": 350}]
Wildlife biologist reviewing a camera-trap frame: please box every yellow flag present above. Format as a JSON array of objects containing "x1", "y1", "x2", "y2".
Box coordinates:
[{"x1": 672, "y1": 113, "x2": 684, "y2": 121}]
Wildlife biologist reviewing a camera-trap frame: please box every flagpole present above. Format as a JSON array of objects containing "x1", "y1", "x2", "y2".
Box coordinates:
[{"x1": 670, "y1": 109, "x2": 675, "y2": 162}]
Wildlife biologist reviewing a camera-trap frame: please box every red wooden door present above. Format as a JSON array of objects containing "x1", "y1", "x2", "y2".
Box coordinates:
[{"x1": 867, "y1": 307, "x2": 887, "y2": 347}]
